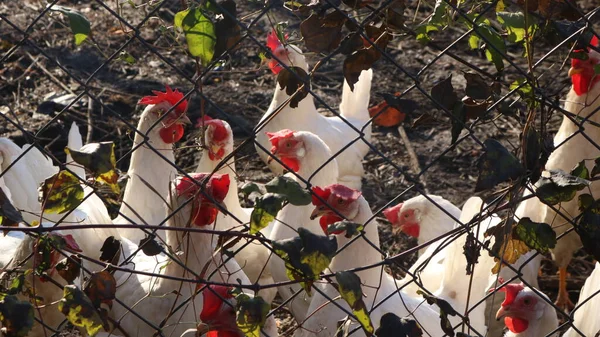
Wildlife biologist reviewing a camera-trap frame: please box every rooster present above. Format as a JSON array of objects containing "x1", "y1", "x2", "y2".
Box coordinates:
[
  {"x1": 114, "y1": 86, "x2": 191, "y2": 243},
  {"x1": 493, "y1": 282, "x2": 558, "y2": 337},
  {"x1": 515, "y1": 35, "x2": 600, "y2": 311},
  {"x1": 255, "y1": 30, "x2": 373, "y2": 190}
]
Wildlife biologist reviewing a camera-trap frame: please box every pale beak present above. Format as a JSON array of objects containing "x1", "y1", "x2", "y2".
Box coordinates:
[
  {"x1": 310, "y1": 207, "x2": 329, "y2": 220},
  {"x1": 210, "y1": 144, "x2": 222, "y2": 155},
  {"x1": 267, "y1": 151, "x2": 277, "y2": 164},
  {"x1": 495, "y1": 305, "x2": 509, "y2": 321},
  {"x1": 568, "y1": 67, "x2": 584, "y2": 77}
]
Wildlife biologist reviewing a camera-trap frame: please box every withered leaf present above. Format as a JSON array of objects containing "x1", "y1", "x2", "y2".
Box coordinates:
[{"x1": 277, "y1": 66, "x2": 310, "y2": 109}]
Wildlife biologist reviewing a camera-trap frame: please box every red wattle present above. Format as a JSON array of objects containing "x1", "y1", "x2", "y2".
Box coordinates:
[
  {"x1": 192, "y1": 204, "x2": 219, "y2": 227},
  {"x1": 505, "y1": 317, "x2": 529, "y2": 333},
  {"x1": 269, "y1": 59, "x2": 283, "y2": 74},
  {"x1": 160, "y1": 124, "x2": 184, "y2": 143},
  {"x1": 281, "y1": 157, "x2": 300, "y2": 172},
  {"x1": 402, "y1": 223, "x2": 420, "y2": 238},
  {"x1": 320, "y1": 215, "x2": 344, "y2": 235},
  {"x1": 208, "y1": 148, "x2": 225, "y2": 161}
]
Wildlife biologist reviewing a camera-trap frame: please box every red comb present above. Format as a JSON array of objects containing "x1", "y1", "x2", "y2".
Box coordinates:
[
  {"x1": 175, "y1": 173, "x2": 230, "y2": 202},
  {"x1": 200, "y1": 285, "x2": 233, "y2": 322},
  {"x1": 199, "y1": 117, "x2": 229, "y2": 143},
  {"x1": 328, "y1": 184, "x2": 362, "y2": 201},
  {"x1": 495, "y1": 282, "x2": 525, "y2": 306},
  {"x1": 139, "y1": 85, "x2": 188, "y2": 114},
  {"x1": 383, "y1": 203, "x2": 403, "y2": 224},
  {"x1": 266, "y1": 129, "x2": 295, "y2": 149},
  {"x1": 267, "y1": 29, "x2": 287, "y2": 52},
  {"x1": 592, "y1": 35, "x2": 599, "y2": 48},
  {"x1": 311, "y1": 186, "x2": 332, "y2": 206}
]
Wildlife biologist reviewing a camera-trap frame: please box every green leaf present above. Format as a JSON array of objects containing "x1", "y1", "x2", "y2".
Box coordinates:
[
  {"x1": 327, "y1": 220, "x2": 364, "y2": 238},
  {"x1": 118, "y1": 50, "x2": 136, "y2": 64},
  {"x1": 475, "y1": 139, "x2": 525, "y2": 192},
  {"x1": 415, "y1": 24, "x2": 438, "y2": 43},
  {"x1": 250, "y1": 193, "x2": 285, "y2": 234},
  {"x1": 48, "y1": 5, "x2": 91, "y2": 46},
  {"x1": 468, "y1": 34, "x2": 480, "y2": 50},
  {"x1": 594, "y1": 64, "x2": 600, "y2": 75},
  {"x1": 512, "y1": 217, "x2": 556, "y2": 253},
  {"x1": 39, "y1": 170, "x2": 84, "y2": 214},
  {"x1": 174, "y1": 8, "x2": 216, "y2": 66},
  {"x1": 417, "y1": 290, "x2": 458, "y2": 336},
  {"x1": 0, "y1": 293, "x2": 35, "y2": 337},
  {"x1": 65, "y1": 141, "x2": 120, "y2": 194},
  {"x1": 571, "y1": 160, "x2": 590, "y2": 180},
  {"x1": 235, "y1": 293, "x2": 270, "y2": 337},
  {"x1": 240, "y1": 182, "x2": 262, "y2": 197},
  {"x1": 534, "y1": 169, "x2": 590, "y2": 205},
  {"x1": 265, "y1": 176, "x2": 312, "y2": 206},
  {"x1": 374, "y1": 313, "x2": 423, "y2": 337},
  {"x1": 335, "y1": 272, "x2": 374, "y2": 334},
  {"x1": 510, "y1": 78, "x2": 538, "y2": 108},
  {"x1": 59, "y1": 285, "x2": 106, "y2": 336},
  {"x1": 476, "y1": 24, "x2": 505, "y2": 71},
  {"x1": 497, "y1": 12, "x2": 537, "y2": 44},
  {"x1": 272, "y1": 228, "x2": 338, "y2": 294}
]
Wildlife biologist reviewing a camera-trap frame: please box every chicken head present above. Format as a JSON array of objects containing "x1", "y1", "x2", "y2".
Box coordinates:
[
  {"x1": 266, "y1": 29, "x2": 308, "y2": 74},
  {"x1": 198, "y1": 116, "x2": 232, "y2": 161},
  {"x1": 569, "y1": 35, "x2": 600, "y2": 96},
  {"x1": 383, "y1": 202, "x2": 420, "y2": 238},
  {"x1": 310, "y1": 184, "x2": 362, "y2": 234},
  {"x1": 139, "y1": 85, "x2": 191, "y2": 143},
  {"x1": 175, "y1": 173, "x2": 230, "y2": 226},
  {"x1": 266, "y1": 129, "x2": 306, "y2": 172},
  {"x1": 493, "y1": 282, "x2": 547, "y2": 334}
]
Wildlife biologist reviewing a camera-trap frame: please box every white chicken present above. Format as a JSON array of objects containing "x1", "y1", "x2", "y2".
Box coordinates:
[
  {"x1": 110, "y1": 173, "x2": 278, "y2": 337},
  {"x1": 515, "y1": 35, "x2": 600, "y2": 311},
  {"x1": 0, "y1": 123, "x2": 116, "y2": 337},
  {"x1": 266, "y1": 129, "x2": 339, "y2": 323},
  {"x1": 563, "y1": 262, "x2": 600, "y2": 337},
  {"x1": 115, "y1": 86, "x2": 191, "y2": 243},
  {"x1": 299, "y1": 184, "x2": 445, "y2": 337},
  {"x1": 255, "y1": 30, "x2": 373, "y2": 190},
  {"x1": 195, "y1": 116, "x2": 276, "y2": 303},
  {"x1": 493, "y1": 282, "x2": 558, "y2": 337}
]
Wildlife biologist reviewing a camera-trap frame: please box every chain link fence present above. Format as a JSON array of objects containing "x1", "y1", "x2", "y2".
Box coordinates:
[{"x1": 1, "y1": 0, "x2": 600, "y2": 336}]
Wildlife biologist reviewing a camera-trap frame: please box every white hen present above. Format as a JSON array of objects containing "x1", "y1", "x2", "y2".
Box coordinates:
[
  {"x1": 298, "y1": 184, "x2": 445, "y2": 337},
  {"x1": 266, "y1": 129, "x2": 339, "y2": 323},
  {"x1": 115, "y1": 86, "x2": 191, "y2": 243},
  {"x1": 195, "y1": 117, "x2": 276, "y2": 303},
  {"x1": 255, "y1": 30, "x2": 372, "y2": 190},
  {"x1": 563, "y1": 262, "x2": 600, "y2": 337},
  {"x1": 515, "y1": 35, "x2": 600, "y2": 311},
  {"x1": 110, "y1": 173, "x2": 278, "y2": 337}
]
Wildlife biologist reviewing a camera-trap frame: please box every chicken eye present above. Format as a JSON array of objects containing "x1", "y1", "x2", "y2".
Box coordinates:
[
  {"x1": 523, "y1": 298, "x2": 531, "y2": 305},
  {"x1": 404, "y1": 213, "x2": 410, "y2": 218},
  {"x1": 338, "y1": 198, "x2": 345, "y2": 205}
]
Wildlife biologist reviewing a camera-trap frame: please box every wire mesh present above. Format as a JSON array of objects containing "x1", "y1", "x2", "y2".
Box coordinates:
[{"x1": 1, "y1": 0, "x2": 600, "y2": 336}]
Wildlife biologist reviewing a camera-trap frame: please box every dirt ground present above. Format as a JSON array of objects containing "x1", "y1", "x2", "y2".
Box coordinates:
[{"x1": 1, "y1": 0, "x2": 600, "y2": 336}]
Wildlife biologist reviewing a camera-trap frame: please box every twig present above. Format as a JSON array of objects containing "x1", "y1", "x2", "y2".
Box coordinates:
[
  {"x1": 397, "y1": 125, "x2": 428, "y2": 193},
  {"x1": 87, "y1": 95, "x2": 94, "y2": 143},
  {"x1": 25, "y1": 52, "x2": 75, "y2": 96}
]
